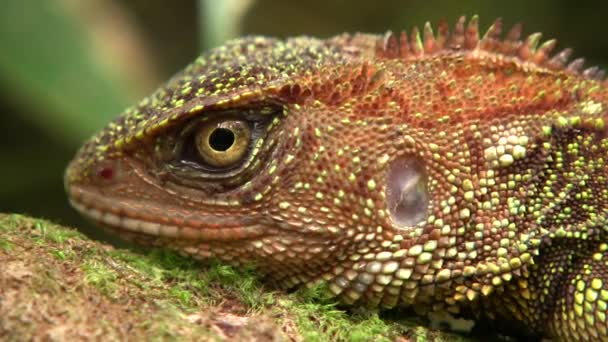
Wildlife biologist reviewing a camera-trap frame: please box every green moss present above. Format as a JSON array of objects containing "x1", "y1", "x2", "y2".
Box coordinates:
[
  {"x1": 0, "y1": 236, "x2": 13, "y2": 252},
  {"x1": 51, "y1": 249, "x2": 69, "y2": 260},
  {"x1": 127, "y1": 249, "x2": 213, "y2": 308},
  {"x1": 203, "y1": 262, "x2": 273, "y2": 309},
  {"x1": 0, "y1": 214, "x2": 84, "y2": 247},
  {"x1": 0, "y1": 214, "x2": 19, "y2": 231},
  {"x1": 168, "y1": 285, "x2": 194, "y2": 306},
  {"x1": 0, "y1": 217, "x2": 15, "y2": 251},
  {"x1": 122, "y1": 248, "x2": 274, "y2": 310},
  {"x1": 107, "y1": 249, "x2": 167, "y2": 289},
  {"x1": 32, "y1": 219, "x2": 84, "y2": 244},
  {"x1": 82, "y1": 259, "x2": 119, "y2": 297},
  {"x1": 282, "y1": 284, "x2": 397, "y2": 341},
  {"x1": 0, "y1": 214, "x2": 83, "y2": 248}
]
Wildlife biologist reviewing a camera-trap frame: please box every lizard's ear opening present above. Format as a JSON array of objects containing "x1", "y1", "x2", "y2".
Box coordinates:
[{"x1": 386, "y1": 157, "x2": 429, "y2": 228}]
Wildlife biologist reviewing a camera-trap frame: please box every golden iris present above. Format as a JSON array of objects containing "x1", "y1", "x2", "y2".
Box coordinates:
[{"x1": 195, "y1": 120, "x2": 251, "y2": 168}]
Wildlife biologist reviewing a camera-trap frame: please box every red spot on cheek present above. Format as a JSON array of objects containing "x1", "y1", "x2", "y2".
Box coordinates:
[{"x1": 98, "y1": 167, "x2": 114, "y2": 180}]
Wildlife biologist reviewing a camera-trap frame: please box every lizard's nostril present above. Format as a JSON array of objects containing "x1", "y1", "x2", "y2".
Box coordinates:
[
  {"x1": 93, "y1": 160, "x2": 123, "y2": 184},
  {"x1": 98, "y1": 166, "x2": 114, "y2": 180}
]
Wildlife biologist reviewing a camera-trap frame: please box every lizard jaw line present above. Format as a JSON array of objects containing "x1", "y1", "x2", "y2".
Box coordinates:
[
  {"x1": 71, "y1": 199, "x2": 179, "y2": 237},
  {"x1": 69, "y1": 197, "x2": 267, "y2": 241}
]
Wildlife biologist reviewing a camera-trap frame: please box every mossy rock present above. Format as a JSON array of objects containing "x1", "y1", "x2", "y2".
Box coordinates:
[{"x1": 0, "y1": 213, "x2": 475, "y2": 341}]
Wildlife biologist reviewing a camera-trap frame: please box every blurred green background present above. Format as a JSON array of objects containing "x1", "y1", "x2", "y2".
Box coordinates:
[{"x1": 2, "y1": 0, "x2": 607, "y2": 238}]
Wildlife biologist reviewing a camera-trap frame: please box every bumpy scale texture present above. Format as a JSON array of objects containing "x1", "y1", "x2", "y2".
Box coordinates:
[{"x1": 66, "y1": 16, "x2": 608, "y2": 340}]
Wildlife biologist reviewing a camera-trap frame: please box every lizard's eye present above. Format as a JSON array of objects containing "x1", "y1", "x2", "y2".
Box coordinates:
[
  {"x1": 386, "y1": 157, "x2": 429, "y2": 227},
  {"x1": 195, "y1": 119, "x2": 251, "y2": 168},
  {"x1": 157, "y1": 106, "x2": 279, "y2": 189}
]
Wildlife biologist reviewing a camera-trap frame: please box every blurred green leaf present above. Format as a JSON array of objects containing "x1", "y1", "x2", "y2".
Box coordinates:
[
  {"x1": 0, "y1": 0, "x2": 133, "y2": 144},
  {"x1": 199, "y1": 0, "x2": 254, "y2": 49}
]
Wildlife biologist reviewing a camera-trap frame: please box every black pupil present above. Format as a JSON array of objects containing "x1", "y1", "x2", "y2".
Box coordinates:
[{"x1": 208, "y1": 128, "x2": 235, "y2": 152}]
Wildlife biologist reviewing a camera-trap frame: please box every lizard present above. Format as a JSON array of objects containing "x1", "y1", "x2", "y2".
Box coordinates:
[{"x1": 64, "y1": 16, "x2": 608, "y2": 341}]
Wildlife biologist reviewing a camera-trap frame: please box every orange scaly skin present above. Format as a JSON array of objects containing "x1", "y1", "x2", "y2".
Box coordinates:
[{"x1": 66, "y1": 16, "x2": 608, "y2": 340}]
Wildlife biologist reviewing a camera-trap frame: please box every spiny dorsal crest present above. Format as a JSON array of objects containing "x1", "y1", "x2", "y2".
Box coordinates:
[{"x1": 375, "y1": 15, "x2": 606, "y2": 81}]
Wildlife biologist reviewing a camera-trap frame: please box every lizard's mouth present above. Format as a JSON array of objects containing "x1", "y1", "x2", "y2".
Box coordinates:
[{"x1": 68, "y1": 185, "x2": 267, "y2": 241}]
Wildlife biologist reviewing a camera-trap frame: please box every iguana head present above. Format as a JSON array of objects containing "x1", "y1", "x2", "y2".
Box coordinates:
[{"x1": 66, "y1": 16, "x2": 607, "y2": 307}]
